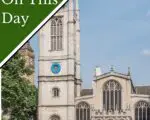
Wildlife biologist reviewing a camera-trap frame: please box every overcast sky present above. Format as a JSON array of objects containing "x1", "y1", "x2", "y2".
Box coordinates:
[{"x1": 30, "y1": 0, "x2": 150, "y2": 88}]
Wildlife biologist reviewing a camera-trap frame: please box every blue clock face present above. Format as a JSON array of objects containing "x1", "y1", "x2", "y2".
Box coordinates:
[{"x1": 51, "y1": 63, "x2": 61, "y2": 74}]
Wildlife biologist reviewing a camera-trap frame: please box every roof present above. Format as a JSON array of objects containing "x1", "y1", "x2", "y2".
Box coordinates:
[
  {"x1": 135, "y1": 86, "x2": 150, "y2": 95},
  {"x1": 81, "y1": 89, "x2": 93, "y2": 96},
  {"x1": 80, "y1": 86, "x2": 150, "y2": 97}
]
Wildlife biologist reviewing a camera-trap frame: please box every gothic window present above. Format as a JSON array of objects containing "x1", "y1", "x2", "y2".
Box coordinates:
[
  {"x1": 51, "y1": 17, "x2": 63, "y2": 51},
  {"x1": 50, "y1": 115, "x2": 60, "y2": 120},
  {"x1": 135, "y1": 101, "x2": 150, "y2": 120},
  {"x1": 76, "y1": 102, "x2": 90, "y2": 120},
  {"x1": 52, "y1": 88, "x2": 60, "y2": 97},
  {"x1": 103, "y1": 80, "x2": 122, "y2": 112}
]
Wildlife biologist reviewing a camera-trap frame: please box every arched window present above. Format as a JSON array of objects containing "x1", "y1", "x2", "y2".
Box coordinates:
[
  {"x1": 135, "y1": 101, "x2": 150, "y2": 120},
  {"x1": 103, "y1": 80, "x2": 122, "y2": 112},
  {"x1": 76, "y1": 102, "x2": 90, "y2": 120},
  {"x1": 51, "y1": 17, "x2": 63, "y2": 51},
  {"x1": 50, "y1": 115, "x2": 60, "y2": 120},
  {"x1": 52, "y1": 88, "x2": 60, "y2": 97}
]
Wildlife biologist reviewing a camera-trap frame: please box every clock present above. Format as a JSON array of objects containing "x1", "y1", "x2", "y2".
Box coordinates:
[{"x1": 51, "y1": 63, "x2": 61, "y2": 74}]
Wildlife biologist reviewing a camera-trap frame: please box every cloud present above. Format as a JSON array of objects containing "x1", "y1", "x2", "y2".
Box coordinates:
[
  {"x1": 141, "y1": 49, "x2": 150, "y2": 56},
  {"x1": 146, "y1": 10, "x2": 150, "y2": 17}
]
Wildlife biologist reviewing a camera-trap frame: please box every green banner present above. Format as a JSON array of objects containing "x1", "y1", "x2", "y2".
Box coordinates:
[{"x1": 0, "y1": 0, "x2": 67, "y2": 67}]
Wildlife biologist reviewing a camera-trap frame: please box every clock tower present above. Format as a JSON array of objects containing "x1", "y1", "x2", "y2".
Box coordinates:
[{"x1": 38, "y1": 0, "x2": 81, "y2": 120}]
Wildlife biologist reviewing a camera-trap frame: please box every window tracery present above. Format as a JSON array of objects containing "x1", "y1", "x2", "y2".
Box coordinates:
[
  {"x1": 50, "y1": 115, "x2": 60, "y2": 120},
  {"x1": 103, "y1": 80, "x2": 122, "y2": 112},
  {"x1": 76, "y1": 102, "x2": 90, "y2": 120},
  {"x1": 135, "y1": 101, "x2": 150, "y2": 120},
  {"x1": 50, "y1": 17, "x2": 63, "y2": 51}
]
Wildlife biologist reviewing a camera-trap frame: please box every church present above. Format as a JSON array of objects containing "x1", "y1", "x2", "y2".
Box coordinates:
[{"x1": 37, "y1": 0, "x2": 150, "y2": 120}]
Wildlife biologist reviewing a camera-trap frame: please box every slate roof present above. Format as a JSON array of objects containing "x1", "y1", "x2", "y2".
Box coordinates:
[
  {"x1": 80, "y1": 86, "x2": 150, "y2": 96},
  {"x1": 81, "y1": 89, "x2": 93, "y2": 96},
  {"x1": 135, "y1": 86, "x2": 150, "y2": 95}
]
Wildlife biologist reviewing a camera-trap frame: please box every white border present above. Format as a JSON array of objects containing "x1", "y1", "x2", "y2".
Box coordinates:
[
  {"x1": 0, "y1": 69, "x2": 1, "y2": 119},
  {"x1": 0, "y1": 0, "x2": 68, "y2": 68}
]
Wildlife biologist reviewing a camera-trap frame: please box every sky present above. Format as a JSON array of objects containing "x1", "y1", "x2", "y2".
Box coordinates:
[{"x1": 30, "y1": 0, "x2": 150, "y2": 88}]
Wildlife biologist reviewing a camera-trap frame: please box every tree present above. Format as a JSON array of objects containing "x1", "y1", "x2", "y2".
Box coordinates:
[{"x1": 2, "y1": 53, "x2": 37, "y2": 120}]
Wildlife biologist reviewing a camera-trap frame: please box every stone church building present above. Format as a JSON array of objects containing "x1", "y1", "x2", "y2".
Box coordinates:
[{"x1": 38, "y1": 0, "x2": 150, "y2": 120}]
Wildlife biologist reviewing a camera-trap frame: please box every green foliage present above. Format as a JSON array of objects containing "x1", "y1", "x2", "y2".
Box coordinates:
[{"x1": 2, "y1": 53, "x2": 37, "y2": 120}]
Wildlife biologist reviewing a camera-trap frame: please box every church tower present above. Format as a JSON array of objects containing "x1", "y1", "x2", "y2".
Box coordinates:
[{"x1": 38, "y1": 0, "x2": 81, "y2": 119}]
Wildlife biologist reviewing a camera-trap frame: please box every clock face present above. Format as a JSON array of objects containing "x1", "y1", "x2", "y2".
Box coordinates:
[{"x1": 51, "y1": 63, "x2": 61, "y2": 74}]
